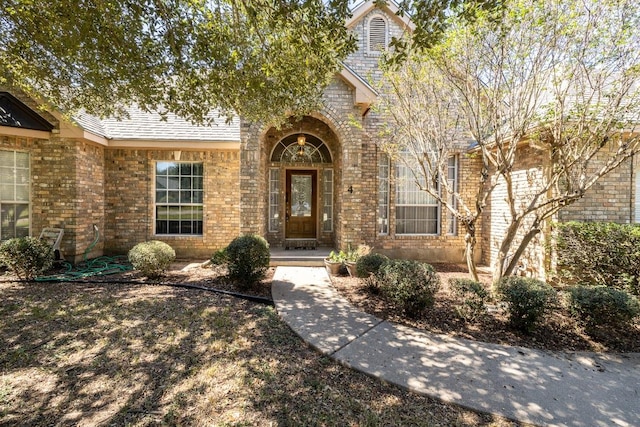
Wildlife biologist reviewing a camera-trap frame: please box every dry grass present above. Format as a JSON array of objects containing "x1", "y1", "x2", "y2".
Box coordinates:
[{"x1": 0, "y1": 266, "x2": 527, "y2": 427}]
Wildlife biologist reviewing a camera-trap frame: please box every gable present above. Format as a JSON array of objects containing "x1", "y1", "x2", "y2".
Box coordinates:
[
  {"x1": 0, "y1": 92, "x2": 54, "y2": 132},
  {"x1": 346, "y1": 0, "x2": 413, "y2": 32}
]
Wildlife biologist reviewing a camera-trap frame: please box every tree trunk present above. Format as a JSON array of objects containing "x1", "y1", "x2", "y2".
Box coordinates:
[
  {"x1": 463, "y1": 220, "x2": 479, "y2": 282},
  {"x1": 503, "y1": 227, "x2": 541, "y2": 277}
]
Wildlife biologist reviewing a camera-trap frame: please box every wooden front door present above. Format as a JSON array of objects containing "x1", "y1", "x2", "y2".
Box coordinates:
[{"x1": 285, "y1": 170, "x2": 317, "y2": 238}]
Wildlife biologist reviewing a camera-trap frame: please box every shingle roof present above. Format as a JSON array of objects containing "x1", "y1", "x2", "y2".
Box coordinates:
[{"x1": 74, "y1": 106, "x2": 240, "y2": 142}]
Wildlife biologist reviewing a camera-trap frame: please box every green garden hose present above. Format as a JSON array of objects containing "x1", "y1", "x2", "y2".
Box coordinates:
[{"x1": 36, "y1": 225, "x2": 132, "y2": 282}]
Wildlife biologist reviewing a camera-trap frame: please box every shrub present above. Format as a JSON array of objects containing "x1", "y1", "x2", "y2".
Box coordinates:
[
  {"x1": 375, "y1": 259, "x2": 440, "y2": 318},
  {"x1": 494, "y1": 277, "x2": 557, "y2": 333},
  {"x1": 210, "y1": 248, "x2": 228, "y2": 266},
  {"x1": 567, "y1": 285, "x2": 640, "y2": 329},
  {"x1": 450, "y1": 278, "x2": 489, "y2": 321},
  {"x1": 555, "y1": 222, "x2": 640, "y2": 295},
  {"x1": 128, "y1": 240, "x2": 176, "y2": 278},
  {"x1": 225, "y1": 234, "x2": 270, "y2": 287},
  {"x1": 355, "y1": 252, "x2": 389, "y2": 278},
  {"x1": 0, "y1": 237, "x2": 54, "y2": 280}
]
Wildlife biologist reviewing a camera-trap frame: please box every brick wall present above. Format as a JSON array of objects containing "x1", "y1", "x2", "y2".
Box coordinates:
[
  {"x1": 103, "y1": 149, "x2": 240, "y2": 259},
  {"x1": 482, "y1": 146, "x2": 548, "y2": 277},
  {"x1": 1, "y1": 134, "x2": 105, "y2": 262},
  {"x1": 558, "y1": 151, "x2": 635, "y2": 223}
]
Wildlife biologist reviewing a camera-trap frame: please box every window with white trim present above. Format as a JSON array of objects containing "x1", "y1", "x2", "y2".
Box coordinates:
[
  {"x1": 155, "y1": 161, "x2": 203, "y2": 235},
  {"x1": 395, "y1": 155, "x2": 439, "y2": 235},
  {"x1": 368, "y1": 16, "x2": 388, "y2": 53},
  {"x1": 378, "y1": 153, "x2": 390, "y2": 234},
  {"x1": 447, "y1": 156, "x2": 459, "y2": 235},
  {"x1": 323, "y1": 169, "x2": 333, "y2": 232},
  {"x1": 0, "y1": 150, "x2": 30, "y2": 240},
  {"x1": 269, "y1": 168, "x2": 280, "y2": 232}
]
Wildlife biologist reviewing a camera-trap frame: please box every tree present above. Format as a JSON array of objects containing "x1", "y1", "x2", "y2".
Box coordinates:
[
  {"x1": 0, "y1": 0, "x2": 355, "y2": 125},
  {"x1": 0, "y1": 0, "x2": 505, "y2": 125},
  {"x1": 376, "y1": 0, "x2": 640, "y2": 281}
]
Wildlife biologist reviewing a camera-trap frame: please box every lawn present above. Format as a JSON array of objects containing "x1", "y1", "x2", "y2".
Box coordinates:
[{"x1": 0, "y1": 277, "x2": 525, "y2": 426}]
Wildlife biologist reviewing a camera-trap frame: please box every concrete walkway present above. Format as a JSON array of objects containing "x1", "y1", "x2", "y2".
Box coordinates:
[{"x1": 271, "y1": 266, "x2": 640, "y2": 427}]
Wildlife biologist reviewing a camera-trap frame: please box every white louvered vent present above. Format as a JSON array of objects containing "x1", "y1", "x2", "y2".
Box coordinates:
[{"x1": 368, "y1": 17, "x2": 387, "y2": 52}]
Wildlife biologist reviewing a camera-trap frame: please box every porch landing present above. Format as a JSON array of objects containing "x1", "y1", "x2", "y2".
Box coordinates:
[{"x1": 269, "y1": 246, "x2": 332, "y2": 267}]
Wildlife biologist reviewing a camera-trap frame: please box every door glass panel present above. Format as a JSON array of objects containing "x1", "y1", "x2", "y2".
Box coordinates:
[{"x1": 291, "y1": 175, "x2": 312, "y2": 217}]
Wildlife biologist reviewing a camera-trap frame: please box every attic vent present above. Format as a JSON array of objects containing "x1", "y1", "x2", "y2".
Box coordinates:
[{"x1": 368, "y1": 16, "x2": 387, "y2": 53}]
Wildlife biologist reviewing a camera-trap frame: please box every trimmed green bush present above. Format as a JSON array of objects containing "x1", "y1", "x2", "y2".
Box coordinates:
[
  {"x1": 555, "y1": 222, "x2": 640, "y2": 295},
  {"x1": 494, "y1": 277, "x2": 557, "y2": 333},
  {"x1": 375, "y1": 259, "x2": 440, "y2": 318},
  {"x1": 450, "y1": 278, "x2": 489, "y2": 321},
  {"x1": 225, "y1": 234, "x2": 270, "y2": 287},
  {"x1": 210, "y1": 248, "x2": 228, "y2": 266},
  {"x1": 567, "y1": 285, "x2": 640, "y2": 329},
  {"x1": 355, "y1": 252, "x2": 389, "y2": 278},
  {"x1": 0, "y1": 237, "x2": 54, "y2": 280},
  {"x1": 128, "y1": 240, "x2": 176, "y2": 278}
]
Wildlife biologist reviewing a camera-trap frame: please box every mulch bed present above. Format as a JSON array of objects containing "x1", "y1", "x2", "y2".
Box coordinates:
[{"x1": 330, "y1": 264, "x2": 640, "y2": 353}]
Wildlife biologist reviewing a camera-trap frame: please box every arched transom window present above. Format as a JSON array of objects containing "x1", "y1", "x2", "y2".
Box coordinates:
[{"x1": 270, "y1": 134, "x2": 332, "y2": 163}]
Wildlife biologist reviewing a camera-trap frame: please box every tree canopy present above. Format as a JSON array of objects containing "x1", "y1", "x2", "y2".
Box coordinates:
[
  {"x1": 0, "y1": 0, "x2": 504, "y2": 125},
  {"x1": 0, "y1": 0, "x2": 355, "y2": 125},
  {"x1": 377, "y1": 0, "x2": 640, "y2": 280}
]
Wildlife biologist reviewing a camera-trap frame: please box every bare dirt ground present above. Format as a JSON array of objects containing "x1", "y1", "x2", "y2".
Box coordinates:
[{"x1": 0, "y1": 262, "x2": 528, "y2": 427}]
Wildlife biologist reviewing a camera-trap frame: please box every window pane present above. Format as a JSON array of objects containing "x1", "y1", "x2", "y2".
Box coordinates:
[
  {"x1": 15, "y1": 152, "x2": 29, "y2": 169},
  {"x1": 167, "y1": 191, "x2": 179, "y2": 203},
  {"x1": 0, "y1": 184, "x2": 13, "y2": 201},
  {"x1": 156, "y1": 162, "x2": 171, "y2": 175},
  {"x1": 323, "y1": 169, "x2": 333, "y2": 232},
  {"x1": 156, "y1": 176, "x2": 168, "y2": 189},
  {"x1": 168, "y1": 221, "x2": 180, "y2": 234},
  {"x1": 15, "y1": 185, "x2": 29, "y2": 201},
  {"x1": 378, "y1": 155, "x2": 389, "y2": 234},
  {"x1": 193, "y1": 206, "x2": 203, "y2": 220},
  {"x1": 269, "y1": 169, "x2": 280, "y2": 232},
  {"x1": 168, "y1": 176, "x2": 180, "y2": 189},
  {"x1": 0, "y1": 152, "x2": 12, "y2": 167},
  {"x1": 180, "y1": 221, "x2": 192, "y2": 234},
  {"x1": 193, "y1": 177, "x2": 203, "y2": 190},
  {"x1": 396, "y1": 152, "x2": 439, "y2": 235},
  {"x1": 157, "y1": 206, "x2": 169, "y2": 220},
  {"x1": 15, "y1": 204, "x2": 29, "y2": 237},
  {"x1": 155, "y1": 162, "x2": 204, "y2": 235},
  {"x1": 180, "y1": 191, "x2": 192, "y2": 204}
]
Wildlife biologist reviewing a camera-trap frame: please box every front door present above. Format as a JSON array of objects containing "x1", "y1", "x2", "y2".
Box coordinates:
[{"x1": 286, "y1": 170, "x2": 317, "y2": 238}]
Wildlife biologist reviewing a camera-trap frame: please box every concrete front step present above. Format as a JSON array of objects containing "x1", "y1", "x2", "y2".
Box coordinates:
[{"x1": 269, "y1": 247, "x2": 332, "y2": 267}]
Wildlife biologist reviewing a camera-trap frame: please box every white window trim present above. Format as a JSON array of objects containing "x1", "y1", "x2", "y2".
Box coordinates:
[
  {"x1": 0, "y1": 149, "x2": 30, "y2": 241},
  {"x1": 323, "y1": 169, "x2": 334, "y2": 232},
  {"x1": 447, "y1": 155, "x2": 459, "y2": 235},
  {"x1": 395, "y1": 160, "x2": 441, "y2": 236},
  {"x1": 154, "y1": 161, "x2": 204, "y2": 236},
  {"x1": 269, "y1": 168, "x2": 280, "y2": 232},
  {"x1": 378, "y1": 154, "x2": 390, "y2": 235}
]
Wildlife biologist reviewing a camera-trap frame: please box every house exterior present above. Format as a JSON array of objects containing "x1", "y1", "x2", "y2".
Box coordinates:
[{"x1": 1, "y1": 1, "x2": 637, "y2": 270}]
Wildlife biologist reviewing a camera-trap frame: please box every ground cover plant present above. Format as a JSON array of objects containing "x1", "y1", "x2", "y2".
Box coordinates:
[{"x1": 0, "y1": 264, "x2": 525, "y2": 427}]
